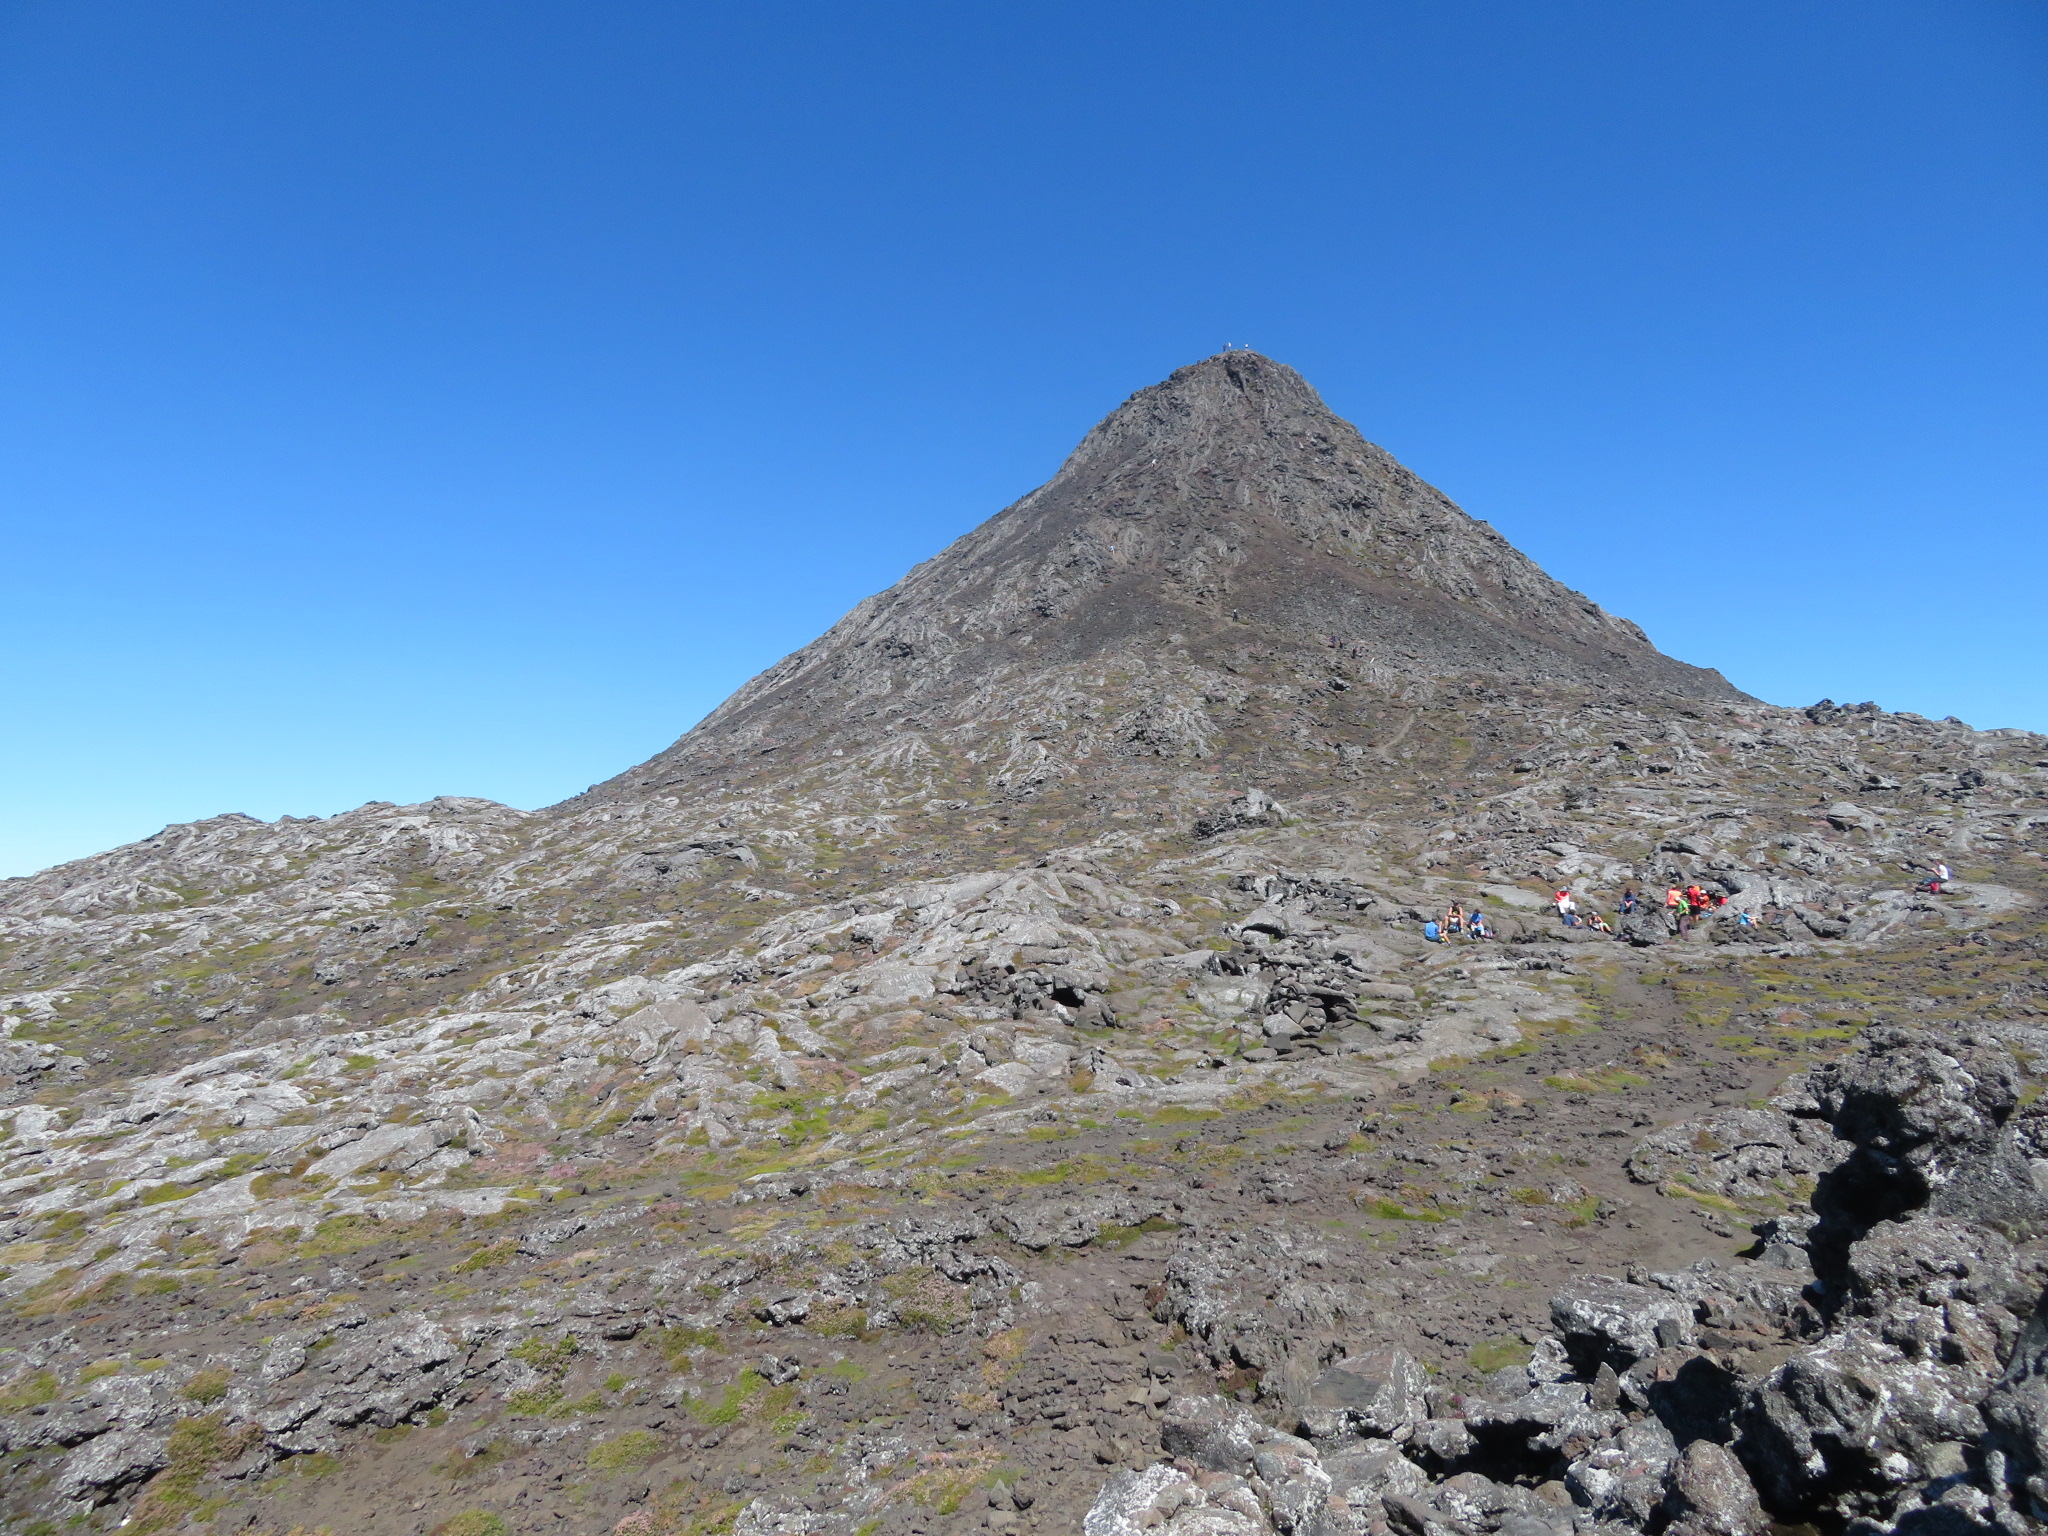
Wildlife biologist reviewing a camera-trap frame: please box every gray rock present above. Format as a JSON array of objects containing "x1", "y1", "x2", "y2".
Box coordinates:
[
  {"x1": 994, "y1": 1191, "x2": 1168, "y2": 1249},
  {"x1": 1662, "y1": 1440, "x2": 1766, "y2": 1536},
  {"x1": 1809, "y1": 1026, "x2": 2040, "y2": 1238},
  {"x1": 54, "y1": 1427, "x2": 168, "y2": 1504},
  {"x1": 1380, "y1": 1492, "x2": 1468, "y2": 1536},
  {"x1": 1162, "y1": 1395, "x2": 1268, "y2": 1476},
  {"x1": 1565, "y1": 1416, "x2": 1678, "y2": 1526},
  {"x1": 1195, "y1": 789, "x2": 1287, "y2": 841},
  {"x1": 1981, "y1": 1284, "x2": 2048, "y2": 1521},
  {"x1": 279, "y1": 1312, "x2": 464, "y2": 1436},
  {"x1": 753, "y1": 1292, "x2": 812, "y2": 1325},
  {"x1": 3, "y1": 1406, "x2": 108, "y2": 1451},
  {"x1": 1463, "y1": 1380, "x2": 1622, "y2": 1459},
  {"x1": 1742, "y1": 1327, "x2": 1989, "y2": 1518},
  {"x1": 1301, "y1": 1347, "x2": 1427, "y2": 1441},
  {"x1": 1319, "y1": 1438, "x2": 1429, "y2": 1504},
  {"x1": 1616, "y1": 912, "x2": 1667, "y2": 947},
  {"x1": 1549, "y1": 1276, "x2": 1696, "y2": 1372},
  {"x1": 1085, "y1": 1464, "x2": 1203, "y2": 1536},
  {"x1": 1254, "y1": 1433, "x2": 1332, "y2": 1534},
  {"x1": 1845, "y1": 1217, "x2": 2027, "y2": 1322},
  {"x1": 1626, "y1": 1107, "x2": 1843, "y2": 1204},
  {"x1": 1405, "y1": 1418, "x2": 1475, "y2": 1468}
]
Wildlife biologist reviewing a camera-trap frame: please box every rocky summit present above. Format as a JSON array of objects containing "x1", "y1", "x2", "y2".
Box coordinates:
[{"x1": 1, "y1": 354, "x2": 2045, "y2": 1536}]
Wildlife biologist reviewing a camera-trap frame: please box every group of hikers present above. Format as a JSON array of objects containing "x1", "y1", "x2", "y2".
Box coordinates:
[
  {"x1": 1424, "y1": 902, "x2": 1492, "y2": 942},
  {"x1": 1422, "y1": 858, "x2": 1959, "y2": 945},
  {"x1": 1422, "y1": 881, "x2": 1744, "y2": 944}
]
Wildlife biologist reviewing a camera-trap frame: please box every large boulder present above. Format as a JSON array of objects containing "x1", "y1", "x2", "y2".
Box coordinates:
[
  {"x1": 1161, "y1": 1395, "x2": 1269, "y2": 1477},
  {"x1": 1808, "y1": 1027, "x2": 2039, "y2": 1243},
  {"x1": 53, "y1": 1427, "x2": 169, "y2": 1505},
  {"x1": 1626, "y1": 1107, "x2": 1843, "y2": 1205},
  {"x1": 1981, "y1": 1286, "x2": 2048, "y2": 1522},
  {"x1": 1565, "y1": 1416, "x2": 1678, "y2": 1527},
  {"x1": 993, "y1": 1191, "x2": 1170, "y2": 1250},
  {"x1": 1461, "y1": 1380, "x2": 1621, "y2": 1462},
  {"x1": 1085, "y1": 1465, "x2": 1240, "y2": 1536},
  {"x1": 1549, "y1": 1276, "x2": 1696, "y2": 1372},
  {"x1": 1300, "y1": 1347, "x2": 1427, "y2": 1441},
  {"x1": 1844, "y1": 1216, "x2": 2027, "y2": 1337},
  {"x1": 1319, "y1": 1439, "x2": 1430, "y2": 1507},
  {"x1": 1741, "y1": 1325, "x2": 1990, "y2": 1519},
  {"x1": 1663, "y1": 1440, "x2": 1767, "y2": 1536}
]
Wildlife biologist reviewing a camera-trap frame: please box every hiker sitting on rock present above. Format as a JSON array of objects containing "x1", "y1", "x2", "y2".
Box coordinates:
[
  {"x1": 1468, "y1": 910, "x2": 1489, "y2": 939},
  {"x1": 1619, "y1": 888, "x2": 1639, "y2": 915},
  {"x1": 1916, "y1": 860, "x2": 1952, "y2": 895},
  {"x1": 1554, "y1": 888, "x2": 1579, "y2": 927},
  {"x1": 1445, "y1": 902, "x2": 1465, "y2": 937}
]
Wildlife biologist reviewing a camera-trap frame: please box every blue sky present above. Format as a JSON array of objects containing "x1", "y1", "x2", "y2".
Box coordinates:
[{"x1": 3, "y1": 2, "x2": 2044, "y2": 878}]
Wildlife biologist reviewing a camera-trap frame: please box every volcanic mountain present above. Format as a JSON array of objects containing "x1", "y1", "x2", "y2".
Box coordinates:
[
  {"x1": 590, "y1": 351, "x2": 1740, "y2": 803},
  {"x1": 0, "y1": 354, "x2": 2043, "y2": 1536}
]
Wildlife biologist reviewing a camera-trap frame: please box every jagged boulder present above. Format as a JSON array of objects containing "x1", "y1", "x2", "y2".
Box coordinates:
[
  {"x1": 994, "y1": 1191, "x2": 1172, "y2": 1250},
  {"x1": 1983, "y1": 1288, "x2": 2048, "y2": 1523},
  {"x1": 1807, "y1": 1026, "x2": 2036, "y2": 1239},
  {"x1": 1663, "y1": 1440, "x2": 1767, "y2": 1536},
  {"x1": 1161, "y1": 1396, "x2": 1272, "y2": 1477},
  {"x1": 1194, "y1": 789, "x2": 1286, "y2": 840},
  {"x1": 1565, "y1": 1416, "x2": 1679, "y2": 1526},
  {"x1": 1300, "y1": 1347, "x2": 1427, "y2": 1441},
  {"x1": 1736, "y1": 1028, "x2": 2048, "y2": 1526},
  {"x1": 1625, "y1": 1106, "x2": 1843, "y2": 1204},
  {"x1": 52, "y1": 1428, "x2": 169, "y2": 1505},
  {"x1": 1549, "y1": 1276, "x2": 1696, "y2": 1372}
]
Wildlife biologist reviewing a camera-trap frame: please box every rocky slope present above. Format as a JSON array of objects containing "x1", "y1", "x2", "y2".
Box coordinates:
[{"x1": 0, "y1": 354, "x2": 2045, "y2": 1536}]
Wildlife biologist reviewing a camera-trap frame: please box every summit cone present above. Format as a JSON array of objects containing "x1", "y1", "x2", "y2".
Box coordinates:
[{"x1": 591, "y1": 350, "x2": 1741, "y2": 803}]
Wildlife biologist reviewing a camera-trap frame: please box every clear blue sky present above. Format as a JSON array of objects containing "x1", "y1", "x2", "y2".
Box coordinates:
[{"x1": 3, "y1": 2, "x2": 2044, "y2": 879}]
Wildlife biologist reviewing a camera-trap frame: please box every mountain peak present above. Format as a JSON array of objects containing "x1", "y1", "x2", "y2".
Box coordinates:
[
  {"x1": 584, "y1": 354, "x2": 1742, "y2": 801},
  {"x1": 1067, "y1": 349, "x2": 1328, "y2": 451}
]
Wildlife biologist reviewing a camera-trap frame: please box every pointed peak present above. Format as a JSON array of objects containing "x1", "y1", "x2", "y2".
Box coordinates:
[
  {"x1": 574, "y1": 353, "x2": 1748, "y2": 803},
  {"x1": 1068, "y1": 350, "x2": 1331, "y2": 464}
]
